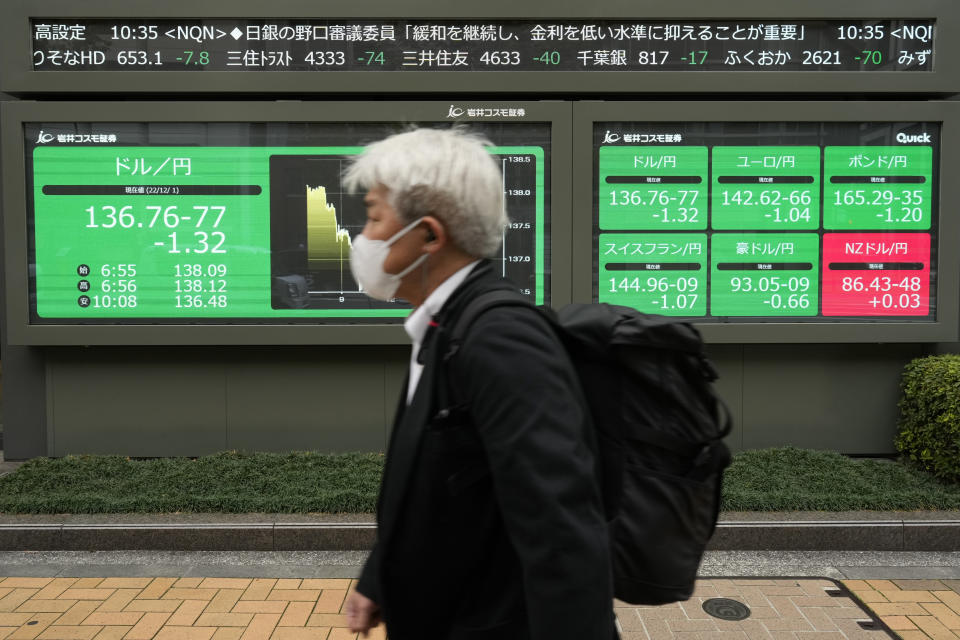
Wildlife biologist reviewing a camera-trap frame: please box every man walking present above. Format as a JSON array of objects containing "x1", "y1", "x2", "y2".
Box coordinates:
[{"x1": 342, "y1": 127, "x2": 615, "y2": 640}]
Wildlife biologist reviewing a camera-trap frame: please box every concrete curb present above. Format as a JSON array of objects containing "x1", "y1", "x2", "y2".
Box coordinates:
[{"x1": 0, "y1": 518, "x2": 957, "y2": 552}]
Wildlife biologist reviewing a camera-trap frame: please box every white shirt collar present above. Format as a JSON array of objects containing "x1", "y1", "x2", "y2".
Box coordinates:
[{"x1": 404, "y1": 260, "x2": 481, "y2": 346}]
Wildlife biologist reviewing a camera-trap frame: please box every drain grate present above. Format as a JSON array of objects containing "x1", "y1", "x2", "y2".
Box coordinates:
[{"x1": 702, "y1": 598, "x2": 752, "y2": 621}]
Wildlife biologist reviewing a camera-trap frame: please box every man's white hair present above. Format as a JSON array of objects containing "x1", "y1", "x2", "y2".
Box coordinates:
[{"x1": 343, "y1": 127, "x2": 507, "y2": 258}]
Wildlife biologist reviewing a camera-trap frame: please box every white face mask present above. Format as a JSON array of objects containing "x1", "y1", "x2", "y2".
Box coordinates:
[{"x1": 350, "y1": 217, "x2": 429, "y2": 301}]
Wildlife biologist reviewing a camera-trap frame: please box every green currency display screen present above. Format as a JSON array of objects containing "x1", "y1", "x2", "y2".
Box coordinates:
[
  {"x1": 594, "y1": 122, "x2": 939, "y2": 321},
  {"x1": 25, "y1": 123, "x2": 549, "y2": 323}
]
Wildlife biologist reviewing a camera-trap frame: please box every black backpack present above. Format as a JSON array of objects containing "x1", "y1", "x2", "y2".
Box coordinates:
[{"x1": 444, "y1": 290, "x2": 732, "y2": 606}]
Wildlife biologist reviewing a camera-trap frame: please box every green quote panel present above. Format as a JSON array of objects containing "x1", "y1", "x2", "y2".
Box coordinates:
[
  {"x1": 711, "y1": 146, "x2": 820, "y2": 230},
  {"x1": 824, "y1": 146, "x2": 932, "y2": 230},
  {"x1": 710, "y1": 233, "x2": 820, "y2": 316},
  {"x1": 598, "y1": 233, "x2": 706, "y2": 316},
  {"x1": 598, "y1": 146, "x2": 708, "y2": 231},
  {"x1": 32, "y1": 145, "x2": 543, "y2": 318}
]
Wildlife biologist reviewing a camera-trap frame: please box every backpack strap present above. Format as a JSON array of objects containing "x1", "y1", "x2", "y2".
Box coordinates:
[
  {"x1": 434, "y1": 289, "x2": 534, "y2": 410},
  {"x1": 447, "y1": 289, "x2": 534, "y2": 354}
]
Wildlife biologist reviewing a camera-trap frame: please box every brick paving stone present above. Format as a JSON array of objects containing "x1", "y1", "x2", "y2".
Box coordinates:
[
  {"x1": 800, "y1": 581, "x2": 841, "y2": 596},
  {"x1": 276, "y1": 603, "x2": 312, "y2": 628},
  {"x1": 326, "y1": 630, "x2": 358, "y2": 640},
  {"x1": 364, "y1": 627, "x2": 386, "y2": 640},
  {"x1": 194, "y1": 613, "x2": 255, "y2": 628},
  {"x1": 911, "y1": 615, "x2": 960, "y2": 640},
  {"x1": 899, "y1": 631, "x2": 934, "y2": 640},
  {"x1": 272, "y1": 582, "x2": 300, "y2": 591},
  {"x1": 211, "y1": 629, "x2": 244, "y2": 640},
  {"x1": 0, "y1": 591, "x2": 40, "y2": 613},
  {"x1": 231, "y1": 603, "x2": 287, "y2": 615},
  {"x1": 268, "y1": 629, "x2": 330, "y2": 640},
  {"x1": 32, "y1": 583, "x2": 77, "y2": 602},
  {"x1": 81, "y1": 613, "x2": 144, "y2": 627},
  {"x1": 35, "y1": 626, "x2": 102, "y2": 640},
  {"x1": 162, "y1": 590, "x2": 219, "y2": 601},
  {"x1": 768, "y1": 595, "x2": 806, "y2": 619},
  {"x1": 125, "y1": 612, "x2": 173, "y2": 640},
  {"x1": 895, "y1": 581, "x2": 949, "y2": 592},
  {"x1": 199, "y1": 581, "x2": 252, "y2": 591},
  {"x1": 735, "y1": 619, "x2": 775, "y2": 640},
  {"x1": 866, "y1": 581, "x2": 897, "y2": 592},
  {"x1": 89, "y1": 626, "x2": 130, "y2": 640},
  {"x1": 266, "y1": 592, "x2": 319, "y2": 603},
  {"x1": 238, "y1": 613, "x2": 281, "y2": 640},
  {"x1": 94, "y1": 580, "x2": 150, "y2": 591},
  {"x1": 762, "y1": 617, "x2": 816, "y2": 632},
  {"x1": 936, "y1": 591, "x2": 960, "y2": 615},
  {"x1": 638, "y1": 616, "x2": 671, "y2": 639},
  {"x1": 305, "y1": 615, "x2": 346, "y2": 628},
  {"x1": 172, "y1": 579, "x2": 203, "y2": 589},
  {"x1": 882, "y1": 591, "x2": 942, "y2": 603},
  {"x1": 153, "y1": 627, "x2": 217, "y2": 640},
  {"x1": 0, "y1": 582, "x2": 50, "y2": 591},
  {"x1": 746, "y1": 607, "x2": 780, "y2": 620},
  {"x1": 766, "y1": 587, "x2": 808, "y2": 597},
  {"x1": 942, "y1": 582, "x2": 960, "y2": 592},
  {"x1": 8, "y1": 613, "x2": 61, "y2": 640},
  {"x1": 54, "y1": 602, "x2": 100, "y2": 627},
  {"x1": 66, "y1": 583, "x2": 101, "y2": 592},
  {"x1": 94, "y1": 590, "x2": 140, "y2": 614},
  {"x1": 798, "y1": 606, "x2": 841, "y2": 632},
  {"x1": 826, "y1": 618, "x2": 883, "y2": 640},
  {"x1": 240, "y1": 582, "x2": 276, "y2": 603},
  {"x1": 922, "y1": 603, "x2": 960, "y2": 630},
  {"x1": 14, "y1": 601, "x2": 75, "y2": 614},
  {"x1": 797, "y1": 596, "x2": 849, "y2": 608},
  {"x1": 679, "y1": 599, "x2": 714, "y2": 620},
  {"x1": 55, "y1": 592, "x2": 114, "y2": 603},
  {"x1": 166, "y1": 601, "x2": 210, "y2": 627},
  {"x1": 0, "y1": 616, "x2": 32, "y2": 627},
  {"x1": 205, "y1": 591, "x2": 244, "y2": 615},
  {"x1": 312, "y1": 591, "x2": 346, "y2": 615},
  {"x1": 884, "y1": 615, "x2": 919, "y2": 630},
  {"x1": 693, "y1": 584, "x2": 721, "y2": 599},
  {"x1": 873, "y1": 602, "x2": 940, "y2": 617},
  {"x1": 823, "y1": 607, "x2": 872, "y2": 620},
  {"x1": 0, "y1": 592, "x2": 14, "y2": 602},
  {"x1": 138, "y1": 579, "x2": 178, "y2": 601},
  {"x1": 669, "y1": 619, "x2": 719, "y2": 632},
  {"x1": 123, "y1": 601, "x2": 181, "y2": 613},
  {"x1": 299, "y1": 581, "x2": 349, "y2": 592},
  {"x1": 851, "y1": 591, "x2": 888, "y2": 604},
  {"x1": 614, "y1": 609, "x2": 645, "y2": 632}
]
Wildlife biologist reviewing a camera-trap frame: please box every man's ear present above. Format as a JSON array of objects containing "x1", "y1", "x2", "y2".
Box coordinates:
[{"x1": 422, "y1": 216, "x2": 445, "y2": 253}]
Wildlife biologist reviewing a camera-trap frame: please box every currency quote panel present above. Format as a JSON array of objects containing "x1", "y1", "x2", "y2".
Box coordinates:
[
  {"x1": 26, "y1": 122, "x2": 549, "y2": 324},
  {"x1": 594, "y1": 122, "x2": 939, "y2": 321}
]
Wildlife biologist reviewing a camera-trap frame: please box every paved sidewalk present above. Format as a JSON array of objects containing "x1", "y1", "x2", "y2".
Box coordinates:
[
  {"x1": 0, "y1": 549, "x2": 959, "y2": 640},
  {"x1": 846, "y1": 579, "x2": 960, "y2": 640},
  {"x1": 1, "y1": 574, "x2": 959, "y2": 640}
]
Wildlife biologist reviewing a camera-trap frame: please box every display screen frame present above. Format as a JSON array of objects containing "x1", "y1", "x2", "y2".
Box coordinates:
[
  {"x1": 1, "y1": 0, "x2": 958, "y2": 95},
  {"x1": 572, "y1": 100, "x2": 960, "y2": 343},
  {"x1": 1, "y1": 100, "x2": 573, "y2": 345}
]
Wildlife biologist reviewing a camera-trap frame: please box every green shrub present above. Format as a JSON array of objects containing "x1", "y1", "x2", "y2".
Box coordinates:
[{"x1": 896, "y1": 355, "x2": 960, "y2": 483}]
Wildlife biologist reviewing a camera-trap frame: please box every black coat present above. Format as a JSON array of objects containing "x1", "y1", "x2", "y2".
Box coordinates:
[{"x1": 356, "y1": 261, "x2": 614, "y2": 640}]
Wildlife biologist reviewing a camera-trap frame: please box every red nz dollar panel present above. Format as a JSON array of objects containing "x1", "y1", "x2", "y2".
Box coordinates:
[{"x1": 821, "y1": 232, "x2": 930, "y2": 317}]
